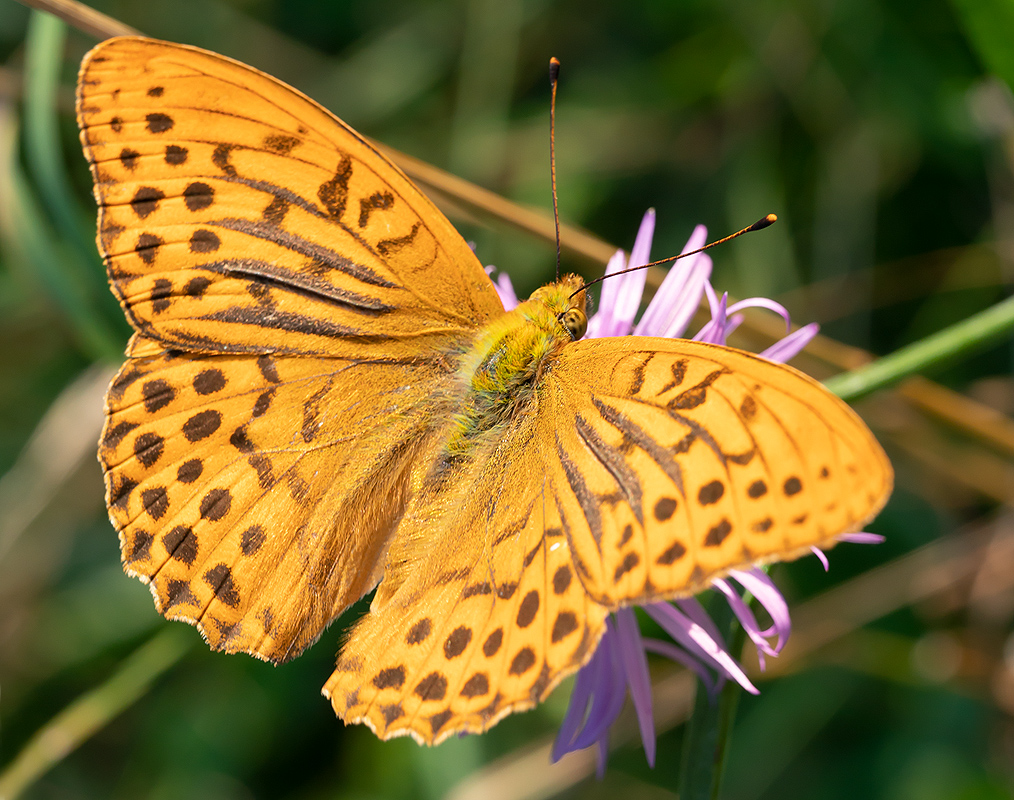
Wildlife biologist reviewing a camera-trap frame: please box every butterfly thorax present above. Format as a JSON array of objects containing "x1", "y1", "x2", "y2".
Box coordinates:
[{"x1": 444, "y1": 275, "x2": 586, "y2": 458}]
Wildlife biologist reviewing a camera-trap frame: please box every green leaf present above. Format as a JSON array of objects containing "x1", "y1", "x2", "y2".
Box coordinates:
[{"x1": 949, "y1": 0, "x2": 1014, "y2": 88}]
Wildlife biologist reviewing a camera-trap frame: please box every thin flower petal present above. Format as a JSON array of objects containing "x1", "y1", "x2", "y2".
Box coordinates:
[
  {"x1": 726, "y1": 296, "x2": 791, "y2": 330},
  {"x1": 598, "y1": 212, "x2": 655, "y2": 337},
  {"x1": 570, "y1": 642, "x2": 626, "y2": 752},
  {"x1": 693, "y1": 289, "x2": 728, "y2": 344},
  {"x1": 608, "y1": 268, "x2": 649, "y2": 337},
  {"x1": 642, "y1": 638, "x2": 718, "y2": 698},
  {"x1": 728, "y1": 568, "x2": 791, "y2": 654},
  {"x1": 675, "y1": 596, "x2": 727, "y2": 645},
  {"x1": 839, "y1": 532, "x2": 885, "y2": 544},
  {"x1": 645, "y1": 603, "x2": 759, "y2": 694},
  {"x1": 484, "y1": 265, "x2": 520, "y2": 310},
  {"x1": 635, "y1": 225, "x2": 709, "y2": 337},
  {"x1": 595, "y1": 737, "x2": 609, "y2": 780},
  {"x1": 657, "y1": 256, "x2": 713, "y2": 338},
  {"x1": 811, "y1": 546, "x2": 830, "y2": 571},
  {"x1": 552, "y1": 645, "x2": 601, "y2": 761},
  {"x1": 712, "y1": 578, "x2": 778, "y2": 666},
  {"x1": 705, "y1": 281, "x2": 722, "y2": 319},
  {"x1": 614, "y1": 609, "x2": 657, "y2": 767},
  {"x1": 724, "y1": 313, "x2": 745, "y2": 338},
  {"x1": 586, "y1": 249, "x2": 628, "y2": 338},
  {"x1": 643, "y1": 603, "x2": 726, "y2": 672},
  {"x1": 760, "y1": 322, "x2": 820, "y2": 363},
  {"x1": 629, "y1": 208, "x2": 656, "y2": 270},
  {"x1": 596, "y1": 208, "x2": 653, "y2": 334}
]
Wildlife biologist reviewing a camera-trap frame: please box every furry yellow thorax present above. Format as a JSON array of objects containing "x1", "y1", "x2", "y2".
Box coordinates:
[{"x1": 446, "y1": 274, "x2": 587, "y2": 456}]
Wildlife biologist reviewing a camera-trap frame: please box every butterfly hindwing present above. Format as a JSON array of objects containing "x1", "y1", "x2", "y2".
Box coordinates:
[
  {"x1": 77, "y1": 38, "x2": 502, "y2": 359},
  {"x1": 324, "y1": 416, "x2": 608, "y2": 743},
  {"x1": 103, "y1": 336, "x2": 450, "y2": 662},
  {"x1": 546, "y1": 337, "x2": 893, "y2": 606}
]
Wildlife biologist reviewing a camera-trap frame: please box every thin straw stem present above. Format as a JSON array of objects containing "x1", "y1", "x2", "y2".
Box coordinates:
[
  {"x1": 825, "y1": 293, "x2": 1014, "y2": 402},
  {"x1": 0, "y1": 628, "x2": 192, "y2": 800}
]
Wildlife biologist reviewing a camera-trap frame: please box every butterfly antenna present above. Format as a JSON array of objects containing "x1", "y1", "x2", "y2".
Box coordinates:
[
  {"x1": 549, "y1": 57, "x2": 562, "y2": 281},
  {"x1": 571, "y1": 213, "x2": 778, "y2": 299}
]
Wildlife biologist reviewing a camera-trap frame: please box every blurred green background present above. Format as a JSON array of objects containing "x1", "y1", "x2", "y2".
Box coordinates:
[{"x1": 2, "y1": 0, "x2": 1014, "y2": 798}]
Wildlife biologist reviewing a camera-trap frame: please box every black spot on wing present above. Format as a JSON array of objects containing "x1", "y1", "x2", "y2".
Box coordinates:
[
  {"x1": 358, "y1": 191, "x2": 395, "y2": 227},
  {"x1": 318, "y1": 155, "x2": 353, "y2": 220},
  {"x1": 669, "y1": 368, "x2": 728, "y2": 410},
  {"x1": 145, "y1": 113, "x2": 173, "y2": 133}
]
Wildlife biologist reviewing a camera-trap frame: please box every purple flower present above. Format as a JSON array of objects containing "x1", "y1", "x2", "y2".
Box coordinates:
[{"x1": 486, "y1": 210, "x2": 880, "y2": 775}]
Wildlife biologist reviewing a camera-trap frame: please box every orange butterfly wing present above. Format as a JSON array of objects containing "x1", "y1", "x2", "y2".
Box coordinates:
[
  {"x1": 102, "y1": 345, "x2": 448, "y2": 661},
  {"x1": 324, "y1": 411, "x2": 609, "y2": 743},
  {"x1": 77, "y1": 37, "x2": 502, "y2": 662},
  {"x1": 546, "y1": 337, "x2": 892, "y2": 605},
  {"x1": 324, "y1": 337, "x2": 891, "y2": 742},
  {"x1": 77, "y1": 37, "x2": 502, "y2": 359}
]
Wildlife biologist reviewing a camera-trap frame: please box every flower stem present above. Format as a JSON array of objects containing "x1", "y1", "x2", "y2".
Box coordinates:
[
  {"x1": 823, "y1": 294, "x2": 1014, "y2": 402},
  {"x1": 0, "y1": 628, "x2": 191, "y2": 800},
  {"x1": 677, "y1": 594, "x2": 746, "y2": 800}
]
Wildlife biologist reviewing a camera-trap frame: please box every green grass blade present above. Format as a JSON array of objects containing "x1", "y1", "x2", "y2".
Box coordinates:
[
  {"x1": 824, "y1": 294, "x2": 1014, "y2": 402},
  {"x1": 0, "y1": 628, "x2": 192, "y2": 800}
]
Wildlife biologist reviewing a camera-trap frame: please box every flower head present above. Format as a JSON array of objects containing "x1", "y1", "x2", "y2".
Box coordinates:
[{"x1": 486, "y1": 210, "x2": 880, "y2": 775}]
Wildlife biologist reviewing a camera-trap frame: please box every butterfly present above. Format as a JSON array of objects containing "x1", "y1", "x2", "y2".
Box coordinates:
[{"x1": 76, "y1": 37, "x2": 892, "y2": 745}]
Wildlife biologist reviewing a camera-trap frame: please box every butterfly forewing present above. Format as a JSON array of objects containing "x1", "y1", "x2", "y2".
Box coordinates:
[
  {"x1": 77, "y1": 38, "x2": 502, "y2": 358},
  {"x1": 103, "y1": 339, "x2": 450, "y2": 661},
  {"x1": 547, "y1": 338, "x2": 892, "y2": 606}
]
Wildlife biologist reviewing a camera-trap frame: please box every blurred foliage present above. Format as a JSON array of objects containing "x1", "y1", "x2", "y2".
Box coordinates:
[{"x1": 1, "y1": 0, "x2": 1014, "y2": 798}]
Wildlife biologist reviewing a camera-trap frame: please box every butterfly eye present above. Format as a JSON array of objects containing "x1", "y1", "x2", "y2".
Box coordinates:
[{"x1": 560, "y1": 308, "x2": 587, "y2": 340}]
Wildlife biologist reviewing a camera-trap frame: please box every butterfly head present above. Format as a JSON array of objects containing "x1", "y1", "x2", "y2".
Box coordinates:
[{"x1": 525, "y1": 273, "x2": 587, "y2": 342}]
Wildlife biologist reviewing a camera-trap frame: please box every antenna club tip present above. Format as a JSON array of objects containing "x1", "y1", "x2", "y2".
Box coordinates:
[
  {"x1": 549, "y1": 57, "x2": 560, "y2": 81},
  {"x1": 749, "y1": 213, "x2": 778, "y2": 231}
]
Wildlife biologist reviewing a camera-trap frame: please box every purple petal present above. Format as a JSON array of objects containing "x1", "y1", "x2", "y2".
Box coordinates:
[
  {"x1": 614, "y1": 609, "x2": 656, "y2": 767},
  {"x1": 607, "y1": 267, "x2": 649, "y2": 337},
  {"x1": 675, "y1": 596, "x2": 727, "y2": 644},
  {"x1": 563, "y1": 633, "x2": 612, "y2": 749},
  {"x1": 705, "y1": 281, "x2": 722, "y2": 319},
  {"x1": 601, "y1": 213, "x2": 654, "y2": 337},
  {"x1": 838, "y1": 532, "x2": 885, "y2": 544},
  {"x1": 657, "y1": 256, "x2": 712, "y2": 338},
  {"x1": 725, "y1": 313, "x2": 745, "y2": 338},
  {"x1": 552, "y1": 645, "x2": 601, "y2": 761},
  {"x1": 711, "y1": 578, "x2": 778, "y2": 664},
  {"x1": 571, "y1": 622, "x2": 627, "y2": 751},
  {"x1": 644, "y1": 602, "x2": 759, "y2": 694},
  {"x1": 728, "y1": 568, "x2": 791, "y2": 654},
  {"x1": 760, "y1": 322, "x2": 820, "y2": 363},
  {"x1": 629, "y1": 209, "x2": 656, "y2": 270},
  {"x1": 644, "y1": 603, "x2": 725, "y2": 672},
  {"x1": 727, "y1": 297, "x2": 791, "y2": 331},
  {"x1": 595, "y1": 737, "x2": 609, "y2": 780},
  {"x1": 811, "y1": 546, "x2": 830, "y2": 571},
  {"x1": 642, "y1": 638, "x2": 718, "y2": 699},
  {"x1": 586, "y1": 249, "x2": 627, "y2": 339},
  {"x1": 484, "y1": 265, "x2": 519, "y2": 310},
  {"x1": 693, "y1": 288, "x2": 729, "y2": 344},
  {"x1": 634, "y1": 226, "x2": 709, "y2": 337}
]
